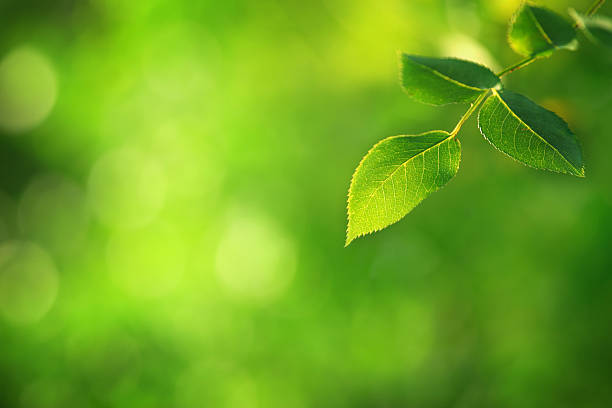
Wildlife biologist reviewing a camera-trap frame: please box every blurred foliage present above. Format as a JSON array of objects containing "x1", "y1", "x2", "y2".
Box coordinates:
[{"x1": 0, "y1": 0, "x2": 611, "y2": 407}]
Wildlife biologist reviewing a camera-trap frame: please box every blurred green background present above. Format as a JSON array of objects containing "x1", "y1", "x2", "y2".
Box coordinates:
[{"x1": 0, "y1": 0, "x2": 611, "y2": 407}]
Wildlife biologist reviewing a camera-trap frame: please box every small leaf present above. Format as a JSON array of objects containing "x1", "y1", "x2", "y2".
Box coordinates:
[
  {"x1": 399, "y1": 54, "x2": 500, "y2": 106},
  {"x1": 346, "y1": 131, "x2": 461, "y2": 245},
  {"x1": 478, "y1": 89, "x2": 584, "y2": 177},
  {"x1": 570, "y1": 9, "x2": 612, "y2": 48},
  {"x1": 508, "y1": 3, "x2": 578, "y2": 57}
]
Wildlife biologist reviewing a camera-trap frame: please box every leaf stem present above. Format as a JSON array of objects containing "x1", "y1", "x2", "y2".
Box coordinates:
[
  {"x1": 451, "y1": 91, "x2": 489, "y2": 137},
  {"x1": 450, "y1": 0, "x2": 605, "y2": 139},
  {"x1": 497, "y1": 0, "x2": 606, "y2": 77},
  {"x1": 496, "y1": 57, "x2": 537, "y2": 77},
  {"x1": 586, "y1": 0, "x2": 606, "y2": 16}
]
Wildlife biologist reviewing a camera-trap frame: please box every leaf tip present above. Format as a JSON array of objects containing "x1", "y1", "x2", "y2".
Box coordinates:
[
  {"x1": 344, "y1": 224, "x2": 360, "y2": 247},
  {"x1": 344, "y1": 222, "x2": 352, "y2": 247},
  {"x1": 344, "y1": 237, "x2": 353, "y2": 248}
]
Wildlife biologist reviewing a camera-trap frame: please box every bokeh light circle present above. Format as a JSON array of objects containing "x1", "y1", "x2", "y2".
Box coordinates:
[
  {"x1": 19, "y1": 173, "x2": 89, "y2": 255},
  {"x1": 0, "y1": 241, "x2": 59, "y2": 324},
  {"x1": 88, "y1": 147, "x2": 166, "y2": 229},
  {"x1": 0, "y1": 46, "x2": 57, "y2": 133},
  {"x1": 215, "y1": 210, "x2": 296, "y2": 303}
]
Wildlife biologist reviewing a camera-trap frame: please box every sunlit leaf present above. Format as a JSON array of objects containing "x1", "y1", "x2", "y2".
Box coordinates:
[
  {"x1": 346, "y1": 131, "x2": 461, "y2": 245},
  {"x1": 570, "y1": 9, "x2": 612, "y2": 48},
  {"x1": 478, "y1": 89, "x2": 584, "y2": 177},
  {"x1": 399, "y1": 54, "x2": 500, "y2": 105},
  {"x1": 508, "y1": 3, "x2": 578, "y2": 57}
]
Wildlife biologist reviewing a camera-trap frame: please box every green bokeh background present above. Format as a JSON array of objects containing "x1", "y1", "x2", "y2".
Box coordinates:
[{"x1": 0, "y1": 0, "x2": 611, "y2": 406}]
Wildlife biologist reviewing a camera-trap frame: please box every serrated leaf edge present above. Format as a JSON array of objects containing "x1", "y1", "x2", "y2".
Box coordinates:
[
  {"x1": 508, "y1": 2, "x2": 532, "y2": 57},
  {"x1": 346, "y1": 131, "x2": 460, "y2": 246},
  {"x1": 477, "y1": 90, "x2": 585, "y2": 177},
  {"x1": 508, "y1": 2, "x2": 579, "y2": 57},
  {"x1": 398, "y1": 53, "x2": 500, "y2": 105}
]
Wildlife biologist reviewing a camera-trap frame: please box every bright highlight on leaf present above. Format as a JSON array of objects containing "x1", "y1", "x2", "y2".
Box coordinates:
[
  {"x1": 346, "y1": 131, "x2": 460, "y2": 246},
  {"x1": 508, "y1": 3, "x2": 578, "y2": 57},
  {"x1": 399, "y1": 54, "x2": 500, "y2": 105},
  {"x1": 571, "y1": 9, "x2": 612, "y2": 48},
  {"x1": 478, "y1": 90, "x2": 584, "y2": 177}
]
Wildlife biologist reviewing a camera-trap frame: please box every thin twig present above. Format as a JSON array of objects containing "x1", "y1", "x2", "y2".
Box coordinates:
[
  {"x1": 496, "y1": 0, "x2": 606, "y2": 78},
  {"x1": 452, "y1": 0, "x2": 606, "y2": 140},
  {"x1": 586, "y1": 0, "x2": 606, "y2": 16},
  {"x1": 451, "y1": 92, "x2": 489, "y2": 137},
  {"x1": 496, "y1": 57, "x2": 537, "y2": 77}
]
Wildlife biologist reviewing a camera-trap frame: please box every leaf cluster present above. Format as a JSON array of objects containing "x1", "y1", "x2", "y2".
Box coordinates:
[{"x1": 346, "y1": 1, "x2": 612, "y2": 246}]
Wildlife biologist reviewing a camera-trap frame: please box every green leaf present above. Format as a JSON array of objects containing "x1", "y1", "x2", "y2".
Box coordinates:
[
  {"x1": 570, "y1": 9, "x2": 612, "y2": 48},
  {"x1": 508, "y1": 3, "x2": 578, "y2": 57},
  {"x1": 478, "y1": 89, "x2": 585, "y2": 177},
  {"x1": 399, "y1": 54, "x2": 501, "y2": 106},
  {"x1": 346, "y1": 131, "x2": 461, "y2": 246}
]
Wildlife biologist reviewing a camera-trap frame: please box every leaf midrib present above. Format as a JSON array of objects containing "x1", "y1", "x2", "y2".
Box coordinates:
[
  {"x1": 527, "y1": 6, "x2": 555, "y2": 47},
  {"x1": 355, "y1": 132, "x2": 453, "y2": 214},
  {"x1": 408, "y1": 57, "x2": 489, "y2": 93},
  {"x1": 492, "y1": 90, "x2": 583, "y2": 175}
]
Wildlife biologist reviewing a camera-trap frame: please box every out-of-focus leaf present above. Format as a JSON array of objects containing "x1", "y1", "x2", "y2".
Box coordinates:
[
  {"x1": 508, "y1": 3, "x2": 578, "y2": 57},
  {"x1": 399, "y1": 54, "x2": 500, "y2": 105},
  {"x1": 570, "y1": 9, "x2": 612, "y2": 48},
  {"x1": 478, "y1": 89, "x2": 584, "y2": 177},
  {"x1": 346, "y1": 131, "x2": 460, "y2": 245}
]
